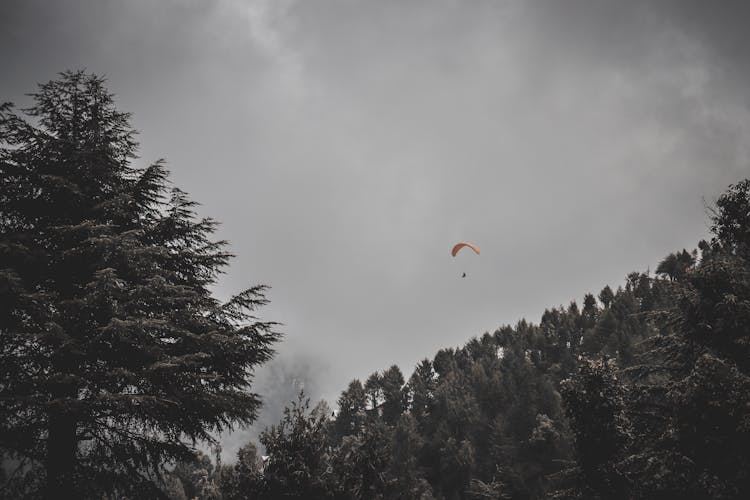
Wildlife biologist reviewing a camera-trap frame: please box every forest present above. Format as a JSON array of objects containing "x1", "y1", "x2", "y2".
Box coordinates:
[{"x1": 2, "y1": 72, "x2": 749, "y2": 499}]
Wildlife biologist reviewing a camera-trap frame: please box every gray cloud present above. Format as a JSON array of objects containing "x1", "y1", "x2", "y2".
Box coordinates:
[{"x1": 3, "y1": 0, "x2": 749, "y2": 462}]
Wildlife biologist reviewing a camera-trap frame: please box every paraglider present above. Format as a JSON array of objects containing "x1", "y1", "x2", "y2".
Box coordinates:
[
  {"x1": 451, "y1": 242, "x2": 480, "y2": 257},
  {"x1": 452, "y1": 242, "x2": 479, "y2": 278}
]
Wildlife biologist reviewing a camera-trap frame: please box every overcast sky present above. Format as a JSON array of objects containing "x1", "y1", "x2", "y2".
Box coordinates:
[{"x1": 3, "y1": 0, "x2": 749, "y2": 459}]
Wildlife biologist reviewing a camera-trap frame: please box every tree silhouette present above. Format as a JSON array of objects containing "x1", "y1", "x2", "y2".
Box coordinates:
[{"x1": 0, "y1": 71, "x2": 280, "y2": 499}]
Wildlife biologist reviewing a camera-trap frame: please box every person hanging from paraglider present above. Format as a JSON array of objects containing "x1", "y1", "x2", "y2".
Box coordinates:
[{"x1": 452, "y1": 242, "x2": 479, "y2": 278}]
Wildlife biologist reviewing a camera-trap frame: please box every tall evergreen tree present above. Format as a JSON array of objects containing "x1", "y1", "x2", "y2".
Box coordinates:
[
  {"x1": 598, "y1": 286, "x2": 614, "y2": 309},
  {"x1": 364, "y1": 372, "x2": 383, "y2": 413},
  {"x1": 380, "y1": 365, "x2": 407, "y2": 426},
  {"x1": 406, "y1": 359, "x2": 436, "y2": 430},
  {"x1": 578, "y1": 180, "x2": 750, "y2": 499},
  {"x1": 645, "y1": 182, "x2": 750, "y2": 497},
  {"x1": 581, "y1": 293, "x2": 598, "y2": 330},
  {"x1": 334, "y1": 379, "x2": 367, "y2": 440},
  {"x1": 0, "y1": 72, "x2": 280, "y2": 498},
  {"x1": 655, "y1": 249, "x2": 695, "y2": 282},
  {"x1": 386, "y1": 414, "x2": 432, "y2": 500},
  {"x1": 259, "y1": 394, "x2": 334, "y2": 500},
  {"x1": 560, "y1": 357, "x2": 630, "y2": 499},
  {"x1": 711, "y1": 180, "x2": 750, "y2": 258}
]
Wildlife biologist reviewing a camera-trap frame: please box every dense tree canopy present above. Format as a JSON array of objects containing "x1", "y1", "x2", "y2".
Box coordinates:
[
  {"x1": 205, "y1": 180, "x2": 750, "y2": 500},
  {"x1": 0, "y1": 71, "x2": 280, "y2": 499}
]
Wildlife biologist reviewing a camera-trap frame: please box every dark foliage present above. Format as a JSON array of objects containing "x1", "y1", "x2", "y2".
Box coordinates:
[
  {"x1": 214, "y1": 180, "x2": 750, "y2": 500},
  {"x1": 0, "y1": 72, "x2": 280, "y2": 499}
]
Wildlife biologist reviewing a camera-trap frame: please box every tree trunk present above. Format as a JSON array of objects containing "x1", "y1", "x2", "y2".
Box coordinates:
[{"x1": 45, "y1": 394, "x2": 78, "y2": 500}]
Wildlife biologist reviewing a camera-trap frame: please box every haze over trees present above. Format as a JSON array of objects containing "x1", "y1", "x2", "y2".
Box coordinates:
[{"x1": 2, "y1": 73, "x2": 749, "y2": 499}]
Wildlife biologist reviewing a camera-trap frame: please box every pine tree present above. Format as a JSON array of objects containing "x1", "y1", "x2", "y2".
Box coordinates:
[
  {"x1": 333, "y1": 417, "x2": 393, "y2": 500},
  {"x1": 711, "y1": 180, "x2": 750, "y2": 259},
  {"x1": 259, "y1": 394, "x2": 334, "y2": 500},
  {"x1": 650, "y1": 181, "x2": 750, "y2": 496},
  {"x1": 655, "y1": 249, "x2": 695, "y2": 282},
  {"x1": 364, "y1": 372, "x2": 383, "y2": 413},
  {"x1": 386, "y1": 414, "x2": 431, "y2": 500},
  {"x1": 605, "y1": 180, "x2": 750, "y2": 498},
  {"x1": 334, "y1": 379, "x2": 367, "y2": 440},
  {"x1": 406, "y1": 359, "x2": 436, "y2": 430},
  {"x1": 560, "y1": 357, "x2": 630, "y2": 499},
  {"x1": 581, "y1": 293, "x2": 598, "y2": 329},
  {"x1": 0, "y1": 71, "x2": 280, "y2": 498},
  {"x1": 598, "y1": 286, "x2": 614, "y2": 309},
  {"x1": 380, "y1": 365, "x2": 406, "y2": 426}
]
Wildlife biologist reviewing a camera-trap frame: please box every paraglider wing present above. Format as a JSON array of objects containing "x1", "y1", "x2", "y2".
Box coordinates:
[{"x1": 451, "y1": 242, "x2": 480, "y2": 257}]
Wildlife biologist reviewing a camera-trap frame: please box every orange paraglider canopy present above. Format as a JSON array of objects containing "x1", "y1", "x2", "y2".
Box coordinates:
[{"x1": 451, "y1": 242, "x2": 480, "y2": 257}]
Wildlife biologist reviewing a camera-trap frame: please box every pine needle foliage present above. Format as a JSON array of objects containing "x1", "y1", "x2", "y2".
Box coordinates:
[{"x1": 0, "y1": 71, "x2": 280, "y2": 499}]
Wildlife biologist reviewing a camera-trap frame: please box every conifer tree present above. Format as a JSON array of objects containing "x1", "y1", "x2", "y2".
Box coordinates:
[
  {"x1": 259, "y1": 394, "x2": 333, "y2": 500},
  {"x1": 364, "y1": 372, "x2": 383, "y2": 412},
  {"x1": 406, "y1": 359, "x2": 436, "y2": 429},
  {"x1": 0, "y1": 71, "x2": 280, "y2": 498},
  {"x1": 380, "y1": 365, "x2": 406, "y2": 426},
  {"x1": 647, "y1": 181, "x2": 750, "y2": 497},
  {"x1": 561, "y1": 357, "x2": 630, "y2": 499},
  {"x1": 581, "y1": 293, "x2": 598, "y2": 329},
  {"x1": 387, "y1": 414, "x2": 430, "y2": 499},
  {"x1": 598, "y1": 286, "x2": 614, "y2": 309},
  {"x1": 334, "y1": 379, "x2": 367, "y2": 440}
]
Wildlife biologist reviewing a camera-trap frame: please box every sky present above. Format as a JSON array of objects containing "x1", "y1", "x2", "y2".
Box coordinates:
[{"x1": 2, "y1": 0, "x2": 750, "y2": 460}]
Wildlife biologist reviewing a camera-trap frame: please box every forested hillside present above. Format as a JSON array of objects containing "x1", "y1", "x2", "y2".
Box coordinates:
[{"x1": 164, "y1": 181, "x2": 750, "y2": 499}]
